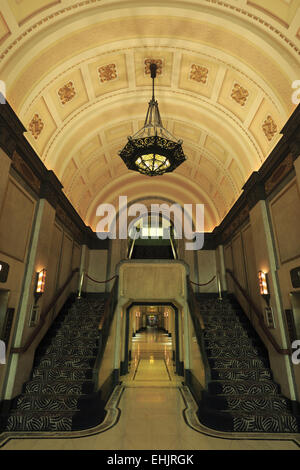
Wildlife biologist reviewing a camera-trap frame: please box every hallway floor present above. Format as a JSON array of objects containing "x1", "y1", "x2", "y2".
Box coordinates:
[{"x1": 1, "y1": 328, "x2": 299, "y2": 450}]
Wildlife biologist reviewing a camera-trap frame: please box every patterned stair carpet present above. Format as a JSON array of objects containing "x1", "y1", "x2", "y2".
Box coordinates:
[
  {"x1": 195, "y1": 295, "x2": 300, "y2": 433},
  {"x1": 4, "y1": 295, "x2": 108, "y2": 432}
]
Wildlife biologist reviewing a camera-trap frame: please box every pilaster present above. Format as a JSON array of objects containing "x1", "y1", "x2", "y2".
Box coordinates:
[
  {"x1": 3, "y1": 199, "x2": 56, "y2": 399},
  {"x1": 249, "y1": 199, "x2": 297, "y2": 400}
]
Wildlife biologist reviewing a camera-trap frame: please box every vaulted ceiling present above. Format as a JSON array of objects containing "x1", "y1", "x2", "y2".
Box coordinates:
[{"x1": 0, "y1": 0, "x2": 299, "y2": 231}]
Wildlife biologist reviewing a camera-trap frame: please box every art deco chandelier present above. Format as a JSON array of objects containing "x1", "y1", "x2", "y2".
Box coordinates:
[{"x1": 119, "y1": 63, "x2": 186, "y2": 176}]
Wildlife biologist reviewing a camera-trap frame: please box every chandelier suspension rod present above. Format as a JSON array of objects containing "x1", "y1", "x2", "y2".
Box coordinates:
[{"x1": 150, "y1": 62, "x2": 157, "y2": 101}]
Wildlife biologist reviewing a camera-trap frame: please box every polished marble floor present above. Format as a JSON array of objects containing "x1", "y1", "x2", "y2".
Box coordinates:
[{"x1": 1, "y1": 328, "x2": 299, "y2": 450}]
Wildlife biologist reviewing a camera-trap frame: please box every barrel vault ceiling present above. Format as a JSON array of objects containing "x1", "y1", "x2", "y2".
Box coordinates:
[{"x1": 0, "y1": 0, "x2": 299, "y2": 232}]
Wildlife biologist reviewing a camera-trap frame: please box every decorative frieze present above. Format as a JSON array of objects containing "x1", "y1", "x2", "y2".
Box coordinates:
[
  {"x1": 265, "y1": 153, "x2": 294, "y2": 195},
  {"x1": 0, "y1": 126, "x2": 16, "y2": 157},
  {"x1": 11, "y1": 151, "x2": 41, "y2": 194},
  {"x1": 220, "y1": 204, "x2": 249, "y2": 243},
  {"x1": 55, "y1": 204, "x2": 84, "y2": 243}
]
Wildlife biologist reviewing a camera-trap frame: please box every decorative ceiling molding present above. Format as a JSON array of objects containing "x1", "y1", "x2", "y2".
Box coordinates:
[{"x1": 0, "y1": 0, "x2": 299, "y2": 65}]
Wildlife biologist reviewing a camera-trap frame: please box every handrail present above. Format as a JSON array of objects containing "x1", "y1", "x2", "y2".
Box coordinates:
[
  {"x1": 11, "y1": 268, "x2": 79, "y2": 354},
  {"x1": 226, "y1": 269, "x2": 291, "y2": 355},
  {"x1": 77, "y1": 271, "x2": 117, "y2": 298},
  {"x1": 98, "y1": 276, "x2": 119, "y2": 331},
  {"x1": 187, "y1": 280, "x2": 205, "y2": 330},
  {"x1": 187, "y1": 276, "x2": 211, "y2": 387},
  {"x1": 190, "y1": 275, "x2": 216, "y2": 286},
  {"x1": 92, "y1": 276, "x2": 119, "y2": 391},
  {"x1": 190, "y1": 273, "x2": 222, "y2": 300},
  {"x1": 85, "y1": 273, "x2": 117, "y2": 284}
]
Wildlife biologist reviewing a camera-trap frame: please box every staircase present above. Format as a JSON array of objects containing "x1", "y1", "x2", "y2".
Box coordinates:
[
  {"x1": 4, "y1": 295, "x2": 107, "y2": 432},
  {"x1": 196, "y1": 295, "x2": 300, "y2": 433}
]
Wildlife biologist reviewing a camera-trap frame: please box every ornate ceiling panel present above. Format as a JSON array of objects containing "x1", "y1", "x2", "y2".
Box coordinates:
[{"x1": 0, "y1": 0, "x2": 299, "y2": 232}]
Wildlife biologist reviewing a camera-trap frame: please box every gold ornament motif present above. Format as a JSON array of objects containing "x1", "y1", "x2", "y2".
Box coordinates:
[
  {"x1": 262, "y1": 115, "x2": 277, "y2": 141},
  {"x1": 98, "y1": 64, "x2": 117, "y2": 83},
  {"x1": 29, "y1": 114, "x2": 44, "y2": 139},
  {"x1": 231, "y1": 83, "x2": 249, "y2": 106},
  {"x1": 58, "y1": 81, "x2": 76, "y2": 104},
  {"x1": 144, "y1": 59, "x2": 163, "y2": 75},
  {"x1": 190, "y1": 64, "x2": 208, "y2": 83}
]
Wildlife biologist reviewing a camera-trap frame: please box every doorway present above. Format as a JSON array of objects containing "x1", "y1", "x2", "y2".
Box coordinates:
[
  {"x1": 127, "y1": 212, "x2": 178, "y2": 260},
  {"x1": 120, "y1": 302, "x2": 183, "y2": 379}
]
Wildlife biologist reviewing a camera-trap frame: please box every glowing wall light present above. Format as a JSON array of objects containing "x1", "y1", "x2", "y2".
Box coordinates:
[
  {"x1": 35, "y1": 269, "x2": 46, "y2": 300},
  {"x1": 258, "y1": 271, "x2": 270, "y2": 304}
]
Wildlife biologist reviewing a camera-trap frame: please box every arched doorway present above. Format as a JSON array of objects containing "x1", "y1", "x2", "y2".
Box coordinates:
[{"x1": 127, "y1": 212, "x2": 178, "y2": 260}]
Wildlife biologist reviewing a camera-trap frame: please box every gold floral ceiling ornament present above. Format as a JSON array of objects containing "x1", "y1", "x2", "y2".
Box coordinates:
[
  {"x1": 190, "y1": 64, "x2": 208, "y2": 84},
  {"x1": 231, "y1": 83, "x2": 249, "y2": 106},
  {"x1": 98, "y1": 63, "x2": 117, "y2": 83},
  {"x1": 262, "y1": 115, "x2": 277, "y2": 141},
  {"x1": 145, "y1": 58, "x2": 163, "y2": 75},
  {"x1": 119, "y1": 62, "x2": 186, "y2": 176},
  {"x1": 58, "y1": 81, "x2": 76, "y2": 105},
  {"x1": 29, "y1": 114, "x2": 44, "y2": 139}
]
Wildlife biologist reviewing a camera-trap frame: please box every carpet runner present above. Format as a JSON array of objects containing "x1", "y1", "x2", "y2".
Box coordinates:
[
  {"x1": 196, "y1": 295, "x2": 300, "y2": 433},
  {"x1": 3, "y1": 295, "x2": 107, "y2": 432}
]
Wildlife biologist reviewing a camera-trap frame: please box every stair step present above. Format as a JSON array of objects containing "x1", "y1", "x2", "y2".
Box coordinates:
[
  {"x1": 209, "y1": 358, "x2": 269, "y2": 369},
  {"x1": 206, "y1": 347, "x2": 265, "y2": 359},
  {"x1": 204, "y1": 337, "x2": 256, "y2": 348},
  {"x1": 224, "y1": 396, "x2": 291, "y2": 412},
  {"x1": 232, "y1": 412, "x2": 299, "y2": 433},
  {"x1": 52, "y1": 330, "x2": 99, "y2": 339},
  {"x1": 50, "y1": 325, "x2": 100, "y2": 334},
  {"x1": 24, "y1": 379, "x2": 94, "y2": 395},
  {"x1": 204, "y1": 322, "x2": 248, "y2": 330},
  {"x1": 69, "y1": 307, "x2": 104, "y2": 316},
  {"x1": 32, "y1": 368, "x2": 93, "y2": 381},
  {"x1": 204, "y1": 330, "x2": 249, "y2": 339},
  {"x1": 202, "y1": 393, "x2": 290, "y2": 412},
  {"x1": 14, "y1": 395, "x2": 79, "y2": 411},
  {"x1": 34, "y1": 355, "x2": 96, "y2": 369},
  {"x1": 208, "y1": 380, "x2": 280, "y2": 396},
  {"x1": 46, "y1": 337, "x2": 98, "y2": 348},
  {"x1": 38, "y1": 346, "x2": 98, "y2": 356},
  {"x1": 210, "y1": 368, "x2": 272, "y2": 381},
  {"x1": 6, "y1": 411, "x2": 76, "y2": 431},
  {"x1": 204, "y1": 319, "x2": 248, "y2": 327},
  {"x1": 58, "y1": 318, "x2": 100, "y2": 326}
]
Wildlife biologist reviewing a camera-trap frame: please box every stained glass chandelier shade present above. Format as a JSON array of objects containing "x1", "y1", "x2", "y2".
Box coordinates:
[{"x1": 119, "y1": 63, "x2": 186, "y2": 176}]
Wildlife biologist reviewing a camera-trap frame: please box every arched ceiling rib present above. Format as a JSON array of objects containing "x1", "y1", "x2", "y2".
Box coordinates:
[{"x1": 0, "y1": 0, "x2": 299, "y2": 232}]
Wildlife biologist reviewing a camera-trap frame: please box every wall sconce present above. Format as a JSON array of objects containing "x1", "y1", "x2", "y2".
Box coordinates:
[
  {"x1": 258, "y1": 271, "x2": 270, "y2": 305},
  {"x1": 35, "y1": 268, "x2": 46, "y2": 302}
]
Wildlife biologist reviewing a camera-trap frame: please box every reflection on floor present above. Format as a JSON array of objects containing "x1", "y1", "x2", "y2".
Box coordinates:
[
  {"x1": 124, "y1": 327, "x2": 180, "y2": 388},
  {"x1": 2, "y1": 327, "x2": 300, "y2": 450}
]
